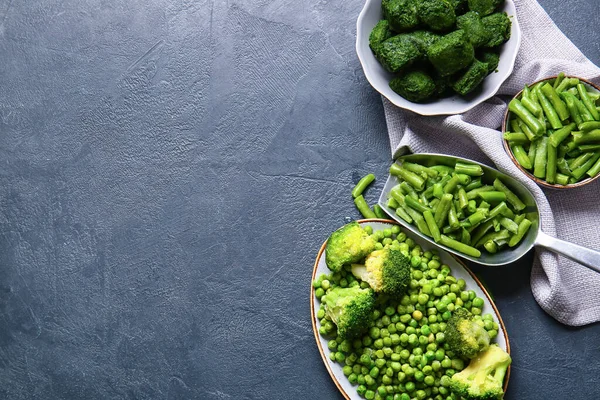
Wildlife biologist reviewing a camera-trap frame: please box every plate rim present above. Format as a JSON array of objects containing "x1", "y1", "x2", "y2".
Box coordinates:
[{"x1": 310, "y1": 219, "x2": 511, "y2": 400}]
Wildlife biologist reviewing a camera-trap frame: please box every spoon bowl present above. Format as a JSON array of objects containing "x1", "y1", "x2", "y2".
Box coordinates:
[{"x1": 378, "y1": 153, "x2": 600, "y2": 271}]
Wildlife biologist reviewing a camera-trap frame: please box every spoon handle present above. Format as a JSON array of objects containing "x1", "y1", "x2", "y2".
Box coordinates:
[{"x1": 535, "y1": 230, "x2": 600, "y2": 273}]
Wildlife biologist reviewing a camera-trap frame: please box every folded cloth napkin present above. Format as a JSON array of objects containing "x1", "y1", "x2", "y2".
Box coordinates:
[{"x1": 383, "y1": 0, "x2": 600, "y2": 326}]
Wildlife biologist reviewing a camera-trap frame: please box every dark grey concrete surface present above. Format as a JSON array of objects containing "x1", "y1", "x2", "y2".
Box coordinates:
[{"x1": 0, "y1": 0, "x2": 598, "y2": 399}]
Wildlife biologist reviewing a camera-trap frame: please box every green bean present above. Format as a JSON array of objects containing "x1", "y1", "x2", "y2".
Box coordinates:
[
  {"x1": 457, "y1": 188, "x2": 468, "y2": 209},
  {"x1": 556, "y1": 77, "x2": 579, "y2": 92},
  {"x1": 503, "y1": 132, "x2": 529, "y2": 144},
  {"x1": 390, "y1": 186, "x2": 405, "y2": 204},
  {"x1": 354, "y1": 195, "x2": 377, "y2": 218},
  {"x1": 577, "y1": 83, "x2": 600, "y2": 120},
  {"x1": 423, "y1": 210, "x2": 441, "y2": 243},
  {"x1": 390, "y1": 164, "x2": 425, "y2": 190},
  {"x1": 405, "y1": 206, "x2": 431, "y2": 237},
  {"x1": 560, "y1": 92, "x2": 583, "y2": 126},
  {"x1": 432, "y1": 183, "x2": 444, "y2": 199},
  {"x1": 373, "y1": 204, "x2": 388, "y2": 219},
  {"x1": 579, "y1": 144, "x2": 600, "y2": 152},
  {"x1": 528, "y1": 139, "x2": 538, "y2": 166},
  {"x1": 443, "y1": 175, "x2": 460, "y2": 194},
  {"x1": 477, "y1": 191, "x2": 506, "y2": 203},
  {"x1": 475, "y1": 229, "x2": 510, "y2": 248},
  {"x1": 536, "y1": 86, "x2": 562, "y2": 129},
  {"x1": 533, "y1": 136, "x2": 549, "y2": 179},
  {"x1": 430, "y1": 165, "x2": 454, "y2": 176},
  {"x1": 517, "y1": 119, "x2": 537, "y2": 141},
  {"x1": 405, "y1": 196, "x2": 431, "y2": 214},
  {"x1": 510, "y1": 144, "x2": 532, "y2": 169},
  {"x1": 439, "y1": 235, "x2": 481, "y2": 258},
  {"x1": 470, "y1": 220, "x2": 495, "y2": 246},
  {"x1": 546, "y1": 143, "x2": 557, "y2": 184},
  {"x1": 573, "y1": 95, "x2": 594, "y2": 122},
  {"x1": 499, "y1": 217, "x2": 519, "y2": 234},
  {"x1": 556, "y1": 173, "x2": 570, "y2": 185},
  {"x1": 557, "y1": 158, "x2": 572, "y2": 177},
  {"x1": 454, "y1": 162, "x2": 483, "y2": 176},
  {"x1": 460, "y1": 228, "x2": 471, "y2": 245},
  {"x1": 387, "y1": 197, "x2": 399, "y2": 209},
  {"x1": 400, "y1": 181, "x2": 419, "y2": 199},
  {"x1": 465, "y1": 178, "x2": 482, "y2": 191},
  {"x1": 352, "y1": 173, "x2": 376, "y2": 199},
  {"x1": 455, "y1": 173, "x2": 471, "y2": 185},
  {"x1": 522, "y1": 96, "x2": 543, "y2": 119},
  {"x1": 541, "y1": 83, "x2": 570, "y2": 121},
  {"x1": 508, "y1": 219, "x2": 532, "y2": 247},
  {"x1": 465, "y1": 210, "x2": 488, "y2": 227},
  {"x1": 448, "y1": 203, "x2": 460, "y2": 229},
  {"x1": 548, "y1": 122, "x2": 577, "y2": 147},
  {"x1": 402, "y1": 162, "x2": 439, "y2": 178},
  {"x1": 578, "y1": 121, "x2": 600, "y2": 132},
  {"x1": 395, "y1": 206, "x2": 413, "y2": 224},
  {"x1": 467, "y1": 200, "x2": 477, "y2": 214},
  {"x1": 553, "y1": 72, "x2": 565, "y2": 89},
  {"x1": 488, "y1": 201, "x2": 514, "y2": 219},
  {"x1": 466, "y1": 185, "x2": 494, "y2": 200},
  {"x1": 434, "y1": 194, "x2": 453, "y2": 228},
  {"x1": 572, "y1": 130, "x2": 600, "y2": 145},
  {"x1": 484, "y1": 241, "x2": 498, "y2": 253},
  {"x1": 586, "y1": 155, "x2": 600, "y2": 178},
  {"x1": 509, "y1": 98, "x2": 546, "y2": 136},
  {"x1": 510, "y1": 119, "x2": 522, "y2": 133},
  {"x1": 493, "y1": 179, "x2": 526, "y2": 211},
  {"x1": 572, "y1": 152, "x2": 600, "y2": 180}
]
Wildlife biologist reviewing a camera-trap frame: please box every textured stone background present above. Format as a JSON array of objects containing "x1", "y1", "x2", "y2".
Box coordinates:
[{"x1": 0, "y1": 0, "x2": 598, "y2": 398}]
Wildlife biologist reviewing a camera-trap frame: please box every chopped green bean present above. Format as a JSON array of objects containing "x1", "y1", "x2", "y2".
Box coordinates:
[
  {"x1": 405, "y1": 196, "x2": 431, "y2": 214},
  {"x1": 390, "y1": 164, "x2": 425, "y2": 190},
  {"x1": 465, "y1": 178, "x2": 482, "y2": 191},
  {"x1": 572, "y1": 152, "x2": 600, "y2": 180},
  {"x1": 454, "y1": 162, "x2": 484, "y2": 176},
  {"x1": 352, "y1": 173, "x2": 376, "y2": 198},
  {"x1": 556, "y1": 173, "x2": 570, "y2": 185},
  {"x1": 572, "y1": 130, "x2": 600, "y2": 145},
  {"x1": 553, "y1": 72, "x2": 565, "y2": 89},
  {"x1": 548, "y1": 122, "x2": 577, "y2": 147},
  {"x1": 423, "y1": 210, "x2": 441, "y2": 243},
  {"x1": 579, "y1": 144, "x2": 600, "y2": 152},
  {"x1": 434, "y1": 194, "x2": 453, "y2": 229},
  {"x1": 578, "y1": 121, "x2": 600, "y2": 132},
  {"x1": 402, "y1": 162, "x2": 438, "y2": 178},
  {"x1": 373, "y1": 204, "x2": 388, "y2": 219},
  {"x1": 499, "y1": 217, "x2": 519, "y2": 234},
  {"x1": 541, "y1": 83, "x2": 570, "y2": 121},
  {"x1": 528, "y1": 139, "x2": 538, "y2": 166},
  {"x1": 439, "y1": 235, "x2": 481, "y2": 258},
  {"x1": 457, "y1": 188, "x2": 468, "y2": 209},
  {"x1": 395, "y1": 206, "x2": 413, "y2": 224},
  {"x1": 560, "y1": 91, "x2": 583, "y2": 126},
  {"x1": 493, "y1": 179, "x2": 526, "y2": 211},
  {"x1": 577, "y1": 83, "x2": 600, "y2": 120},
  {"x1": 354, "y1": 195, "x2": 377, "y2": 218},
  {"x1": 510, "y1": 144, "x2": 532, "y2": 169},
  {"x1": 508, "y1": 219, "x2": 532, "y2": 247},
  {"x1": 536, "y1": 86, "x2": 563, "y2": 130},
  {"x1": 477, "y1": 191, "x2": 506, "y2": 203},
  {"x1": 533, "y1": 136, "x2": 549, "y2": 179},
  {"x1": 509, "y1": 98, "x2": 546, "y2": 136},
  {"x1": 546, "y1": 143, "x2": 557, "y2": 184}
]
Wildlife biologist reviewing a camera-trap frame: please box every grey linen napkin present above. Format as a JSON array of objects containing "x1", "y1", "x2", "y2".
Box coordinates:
[{"x1": 382, "y1": 0, "x2": 600, "y2": 326}]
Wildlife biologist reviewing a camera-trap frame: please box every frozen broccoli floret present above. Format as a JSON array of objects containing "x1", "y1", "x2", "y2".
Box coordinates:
[
  {"x1": 376, "y1": 34, "x2": 422, "y2": 73},
  {"x1": 389, "y1": 70, "x2": 436, "y2": 103},
  {"x1": 427, "y1": 30, "x2": 475, "y2": 77},
  {"x1": 445, "y1": 307, "x2": 491, "y2": 359},
  {"x1": 468, "y1": 0, "x2": 504, "y2": 16},
  {"x1": 369, "y1": 20, "x2": 393, "y2": 53},
  {"x1": 325, "y1": 222, "x2": 377, "y2": 272},
  {"x1": 417, "y1": 0, "x2": 456, "y2": 32},
  {"x1": 450, "y1": 344, "x2": 512, "y2": 400},
  {"x1": 482, "y1": 12, "x2": 511, "y2": 47},
  {"x1": 478, "y1": 51, "x2": 500, "y2": 73},
  {"x1": 382, "y1": 0, "x2": 419, "y2": 32},
  {"x1": 323, "y1": 286, "x2": 376, "y2": 340},
  {"x1": 448, "y1": 0, "x2": 469, "y2": 15},
  {"x1": 456, "y1": 11, "x2": 491, "y2": 48},
  {"x1": 351, "y1": 247, "x2": 411, "y2": 296},
  {"x1": 407, "y1": 30, "x2": 441, "y2": 54},
  {"x1": 451, "y1": 59, "x2": 489, "y2": 95}
]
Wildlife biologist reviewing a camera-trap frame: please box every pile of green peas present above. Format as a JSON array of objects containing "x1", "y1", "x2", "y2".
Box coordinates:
[{"x1": 313, "y1": 225, "x2": 500, "y2": 400}]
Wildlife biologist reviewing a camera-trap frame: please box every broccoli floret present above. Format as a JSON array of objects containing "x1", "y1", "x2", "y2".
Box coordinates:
[
  {"x1": 482, "y1": 12, "x2": 511, "y2": 47},
  {"x1": 456, "y1": 11, "x2": 490, "y2": 48},
  {"x1": 468, "y1": 0, "x2": 503, "y2": 16},
  {"x1": 407, "y1": 30, "x2": 441, "y2": 53},
  {"x1": 325, "y1": 222, "x2": 377, "y2": 272},
  {"x1": 451, "y1": 59, "x2": 489, "y2": 95},
  {"x1": 369, "y1": 20, "x2": 393, "y2": 53},
  {"x1": 376, "y1": 34, "x2": 422, "y2": 73},
  {"x1": 323, "y1": 286, "x2": 376, "y2": 340},
  {"x1": 382, "y1": 0, "x2": 419, "y2": 32},
  {"x1": 450, "y1": 344, "x2": 512, "y2": 400},
  {"x1": 478, "y1": 50, "x2": 500, "y2": 73},
  {"x1": 427, "y1": 30, "x2": 475, "y2": 77},
  {"x1": 445, "y1": 307, "x2": 491, "y2": 358},
  {"x1": 417, "y1": 0, "x2": 456, "y2": 32},
  {"x1": 351, "y1": 247, "x2": 411, "y2": 296},
  {"x1": 389, "y1": 70, "x2": 436, "y2": 103}
]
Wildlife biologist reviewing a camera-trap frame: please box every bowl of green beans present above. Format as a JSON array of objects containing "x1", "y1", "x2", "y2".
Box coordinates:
[{"x1": 502, "y1": 73, "x2": 600, "y2": 189}]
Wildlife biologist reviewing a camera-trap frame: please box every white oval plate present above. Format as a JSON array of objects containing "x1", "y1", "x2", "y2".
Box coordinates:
[
  {"x1": 356, "y1": 0, "x2": 521, "y2": 116},
  {"x1": 311, "y1": 219, "x2": 510, "y2": 400}
]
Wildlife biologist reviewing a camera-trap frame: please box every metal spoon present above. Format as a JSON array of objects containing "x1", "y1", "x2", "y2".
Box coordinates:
[{"x1": 378, "y1": 153, "x2": 600, "y2": 271}]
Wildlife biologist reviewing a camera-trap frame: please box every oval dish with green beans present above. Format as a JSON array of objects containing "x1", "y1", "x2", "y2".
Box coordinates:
[
  {"x1": 383, "y1": 158, "x2": 534, "y2": 258},
  {"x1": 503, "y1": 73, "x2": 600, "y2": 188}
]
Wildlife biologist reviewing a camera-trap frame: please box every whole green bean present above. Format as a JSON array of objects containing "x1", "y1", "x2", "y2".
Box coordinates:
[
  {"x1": 504, "y1": 132, "x2": 529, "y2": 144},
  {"x1": 402, "y1": 162, "x2": 439, "y2": 178},
  {"x1": 373, "y1": 204, "x2": 388, "y2": 219},
  {"x1": 509, "y1": 98, "x2": 546, "y2": 136},
  {"x1": 454, "y1": 162, "x2": 484, "y2": 176},
  {"x1": 352, "y1": 173, "x2": 376, "y2": 198},
  {"x1": 546, "y1": 143, "x2": 557, "y2": 184},
  {"x1": 555, "y1": 173, "x2": 570, "y2": 185},
  {"x1": 511, "y1": 144, "x2": 532, "y2": 169},
  {"x1": 577, "y1": 83, "x2": 600, "y2": 120},
  {"x1": 423, "y1": 210, "x2": 441, "y2": 243},
  {"x1": 493, "y1": 178, "x2": 526, "y2": 211},
  {"x1": 535, "y1": 86, "x2": 563, "y2": 130},
  {"x1": 560, "y1": 92, "x2": 583, "y2": 126},
  {"x1": 548, "y1": 122, "x2": 577, "y2": 147},
  {"x1": 439, "y1": 235, "x2": 481, "y2": 258},
  {"x1": 390, "y1": 164, "x2": 425, "y2": 190},
  {"x1": 572, "y1": 130, "x2": 600, "y2": 145},
  {"x1": 354, "y1": 195, "x2": 376, "y2": 218},
  {"x1": 533, "y1": 136, "x2": 549, "y2": 179},
  {"x1": 508, "y1": 219, "x2": 532, "y2": 247},
  {"x1": 541, "y1": 83, "x2": 570, "y2": 121}
]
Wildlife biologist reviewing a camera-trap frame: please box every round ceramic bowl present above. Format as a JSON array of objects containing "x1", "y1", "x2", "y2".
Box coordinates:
[
  {"x1": 356, "y1": 0, "x2": 521, "y2": 116},
  {"x1": 502, "y1": 76, "x2": 600, "y2": 189}
]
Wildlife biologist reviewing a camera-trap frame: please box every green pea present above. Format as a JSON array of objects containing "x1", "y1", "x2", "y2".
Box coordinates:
[
  {"x1": 473, "y1": 297, "x2": 485, "y2": 308},
  {"x1": 452, "y1": 358, "x2": 465, "y2": 370}
]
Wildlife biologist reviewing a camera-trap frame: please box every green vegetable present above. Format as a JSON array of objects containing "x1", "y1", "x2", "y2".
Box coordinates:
[
  {"x1": 352, "y1": 174, "x2": 376, "y2": 198},
  {"x1": 467, "y1": 0, "x2": 503, "y2": 16},
  {"x1": 417, "y1": 0, "x2": 456, "y2": 32},
  {"x1": 445, "y1": 307, "x2": 490, "y2": 359},
  {"x1": 323, "y1": 286, "x2": 376, "y2": 339},
  {"x1": 450, "y1": 344, "x2": 512, "y2": 400},
  {"x1": 477, "y1": 51, "x2": 499, "y2": 74},
  {"x1": 382, "y1": 0, "x2": 419, "y2": 32},
  {"x1": 390, "y1": 70, "x2": 436, "y2": 103},
  {"x1": 369, "y1": 20, "x2": 392, "y2": 53},
  {"x1": 351, "y1": 247, "x2": 411, "y2": 296},
  {"x1": 456, "y1": 11, "x2": 489, "y2": 48},
  {"x1": 325, "y1": 222, "x2": 377, "y2": 271},
  {"x1": 481, "y1": 12, "x2": 511, "y2": 47},
  {"x1": 440, "y1": 235, "x2": 481, "y2": 257},
  {"x1": 427, "y1": 30, "x2": 475, "y2": 77},
  {"x1": 451, "y1": 59, "x2": 490, "y2": 95},
  {"x1": 354, "y1": 195, "x2": 377, "y2": 219},
  {"x1": 376, "y1": 34, "x2": 422, "y2": 73}
]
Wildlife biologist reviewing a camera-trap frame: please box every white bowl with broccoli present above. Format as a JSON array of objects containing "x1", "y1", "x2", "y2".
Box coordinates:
[{"x1": 356, "y1": 0, "x2": 521, "y2": 115}]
